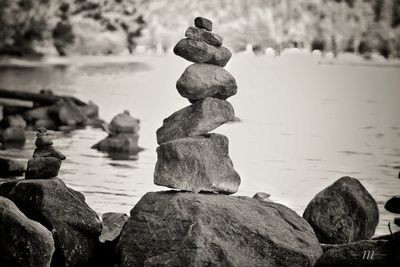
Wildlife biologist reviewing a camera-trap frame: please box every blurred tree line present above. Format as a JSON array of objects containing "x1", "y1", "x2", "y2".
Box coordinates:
[{"x1": 0, "y1": 0, "x2": 399, "y2": 58}]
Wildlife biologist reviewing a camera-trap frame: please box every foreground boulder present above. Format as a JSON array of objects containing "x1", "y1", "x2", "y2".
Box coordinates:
[
  {"x1": 303, "y1": 176, "x2": 379, "y2": 244},
  {"x1": 385, "y1": 195, "x2": 400, "y2": 214},
  {"x1": 0, "y1": 196, "x2": 55, "y2": 267},
  {"x1": 176, "y1": 63, "x2": 237, "y2": 101},
  {"x1": 156, "y1": 97, "x2": 234, "y2": 144},
  {"x1": 316, "y1": 239, "x2": 400, "y2": 267},
  {"x1": 0, "y1": 157, "x2": 25, "y2": 178},
  {"x1": 154, "y1": 134, "x2": 240, "y2": 194},
  {"x1": 0, "y1": 178, "x2": 102, "y2": 267},
  {"x1": 174, "y1": 39, "x2": 232, "y2": 67},
  {"x1": 117, "y1": 191, "x2": 322, "y2": 267}
]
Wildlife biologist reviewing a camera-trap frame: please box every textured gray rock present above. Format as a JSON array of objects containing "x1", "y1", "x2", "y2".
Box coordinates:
[
  {"x1": 0, "y1": 126, "x2": 25, "y2": 143},
  {"x1": 25, "y1": 157, "x2": 62, "y2": 179},
  {"x1": 194, "y1": 16, "x2": 212, "y2": 31},
  {"x1": 100, "y1": 212, "x2": 129, "y2": 243},
  {"x1": 0, "y1": 157, "x2": 26, "y2": 178},
  {"x1": 99, "y1": 213, "x2": 129, "y2": 267},
  {"x1": 315, "y1": 239, "x2": 400, "y2": 267},
  {"x1": 0, "y1": 178, "x2": 102, "y2": 267},
  {"x1": 185, "y1": 26, "x2": 223, "y2": 47},
  {"x1": 108, "y1": 110, "x2": 140, "y2": 134},
  {"x1": 154, "y1": 133, "x2": 240, "y2": 194},
  {"x1": 51, "y1": 98, "x2": 87, "y2": 126},
  {"x1": 92, "y1": 132, "x2": 141, "y2": 153},
  {"x1": 117, "y1": 191, "x2": 323, "y2": 267},
  {"x1": 177, "y1": 63, "x2": 237, "y2": 101},
  {"x1": 0, "y1": 196, "x2": 55, "y2": 267},
  {"x1": 253, "y1": 192, "x2": 272, "y2": 202},
  {"x1": 303, "y1": 176, "x2": 379, "y2": 244},
  {"x1": 385, "y1": 195, "x2": 400, "y2": 213},
  {"x1": 174, "y1": 38, "x2": 232, "y2": 67},
  {"x1": 156, "y1": 97, "x2": 234, "y2": 144},
  {"x1": 33, "y1": 146, "x2": 66, "y2": 160}
]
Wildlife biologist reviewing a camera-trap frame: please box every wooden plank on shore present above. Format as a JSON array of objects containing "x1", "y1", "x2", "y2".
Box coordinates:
[{"x1": 0, "y1": 88, "x2": 86, "y2": 106}]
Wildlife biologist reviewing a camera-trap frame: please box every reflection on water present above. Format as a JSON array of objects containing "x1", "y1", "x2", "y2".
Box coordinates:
[{"x1": 0, "y1": 55, "x2": 399, "y2": 235}]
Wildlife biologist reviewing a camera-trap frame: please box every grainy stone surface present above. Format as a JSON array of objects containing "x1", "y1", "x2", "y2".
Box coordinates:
[
  {"x1": 0, "y1": 196, "x2": 55, "y2": 267},
  {"x1": 109, "y1": 110, "x2": 140, "y2": 134},
  {"x1": 316, "y1": 239, "x2": 400, "y2": 267},
  {"x1": 303, "y1": 176, "x2": 379, "y2": 244},
  {"x1": 25, "y1": 157, "x2": 62, "y2": 179},
  {"x1": 176, "y1": 63, "x2": 237, "y2": 101},
  {"x1": 174, "y1": 38, "x2": 232, "y2": 67},
  {"x1": 185, "y1": 26, "x2": 223, "y2": 47},
  {"x1": 156, "y1": 97, "x2": 234, "y2": 144},
  {"x1": 100, "y1": 212, "x2": 129, "y2": 243},
  {"x1": 194, "y1": 16, "x2": 212, "y2": 31},
  {"x1": 33, "y1": 146, "x2": 66, "y2": 160},
  {"x1": 253, "y1": 192, "x2": 272, "y2": 202},
  {"x1": 154, "y1": 133, "x2": 240, "y2": 194},
  {"x1": 92, "y1": 132, "x2": 141, "y2": 153},
  {"x1": 117, "y1": 191, "x2": 323, "y2": 267},
  {"x1": 51, "y1": 98, "x2": 87, "y2": 126},
  {"x1": 0, "y1": 178, "x2": 102, "y2": 267}
]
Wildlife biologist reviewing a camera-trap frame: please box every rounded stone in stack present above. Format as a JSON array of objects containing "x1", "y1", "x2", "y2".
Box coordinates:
[
  {"x1": 156, "y1": 97, "x2": 234, "y2": 144},
  {"x1": 26, "y1": 127, "x2": 66, "y2": 179},
  {"x1": 177, "y1": 63, "x2": 237, "y2": 101}
]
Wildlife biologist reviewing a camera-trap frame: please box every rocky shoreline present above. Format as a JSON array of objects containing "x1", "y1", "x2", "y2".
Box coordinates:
[{"x1": 0, "y1": 17, "x2": 399, "y2": 267}]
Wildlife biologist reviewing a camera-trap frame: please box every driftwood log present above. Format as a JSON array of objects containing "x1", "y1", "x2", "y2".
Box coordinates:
[{"x1": 0, "y1": 89, "x2": 86, "y2": 106}]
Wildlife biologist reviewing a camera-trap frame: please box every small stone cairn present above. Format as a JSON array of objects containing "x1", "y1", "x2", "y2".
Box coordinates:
[
  {"x1": 154, "y1": 17, "x2": 240, "y2": 194},
  {"x1": 25, "y1": 127, "x2": 66, "y2": 179},
  {"x1": 92, "y1": 110, "x2": 141, "y2": 153}
]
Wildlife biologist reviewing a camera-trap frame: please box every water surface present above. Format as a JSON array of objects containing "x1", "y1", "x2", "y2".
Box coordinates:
[{"x1": 0, "y1": 54, "x2": 399, "y2": 235}]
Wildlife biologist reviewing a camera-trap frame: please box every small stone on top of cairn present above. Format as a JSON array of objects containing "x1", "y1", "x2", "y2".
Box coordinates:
[
  {"x1": 154, "y1": 17, "x2": 240, "y2": 194},
  {"x1": 25, "y1": 127, "x2": 66, "y2": 179},
  {"x1": 194, "y1": 16, "x2": 212, "y2": 31}
]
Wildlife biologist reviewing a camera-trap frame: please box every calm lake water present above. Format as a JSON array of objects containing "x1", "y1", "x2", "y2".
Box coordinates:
[{"x1": 0, "y1": 54, "x2": 399, "y2": 235}]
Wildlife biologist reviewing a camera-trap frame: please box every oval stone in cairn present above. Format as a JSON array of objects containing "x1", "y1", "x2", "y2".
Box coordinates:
[{"x1": 176, "y1": 63, "x2": 237, "y2": 101}]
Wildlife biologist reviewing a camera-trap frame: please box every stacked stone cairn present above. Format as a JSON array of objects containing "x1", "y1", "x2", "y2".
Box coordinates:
[
  {"x1": 92, "y1": 110, "x2": 142, "y2": 153},
  {"x1": 154, "y1": 17, "x2": 240, "y2": 194},
  {"x1": 25, "y1": 127, "x2": 66, "y2": 179},
  {"x1": 116, "y1": 18, "x2": 324, "y2": 267}
]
